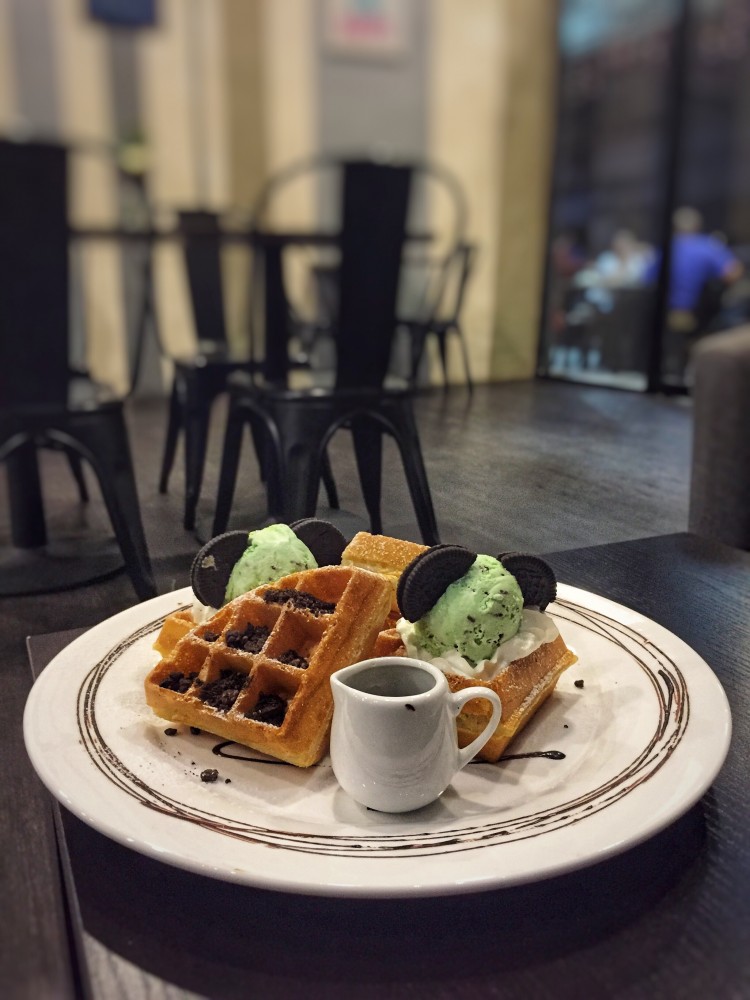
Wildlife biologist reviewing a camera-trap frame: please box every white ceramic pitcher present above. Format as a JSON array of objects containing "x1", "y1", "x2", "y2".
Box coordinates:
[{"x1": 330, "y1": 656, "x2": 502, "y2": 813}]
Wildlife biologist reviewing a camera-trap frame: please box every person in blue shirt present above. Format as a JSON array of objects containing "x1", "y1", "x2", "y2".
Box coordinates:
[
  {"x1": 646, "y1": 207, "x2": 744, "y2": 382},
  {"x1": 645, "y1": 206, "x2": 743, "y2": 322}
]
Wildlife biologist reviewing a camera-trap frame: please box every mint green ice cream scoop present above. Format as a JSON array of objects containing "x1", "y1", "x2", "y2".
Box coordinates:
[
  {"x1": 224, "y1": 523, "x2": 318, "y2": 603},
  {"x1": 412, "y1": 553, "x2": 523, "y2": 663}
]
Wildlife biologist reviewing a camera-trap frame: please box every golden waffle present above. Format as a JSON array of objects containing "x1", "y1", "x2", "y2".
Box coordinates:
[
  {"x1": 153, "y1": 531, "x2": 427, "y2": 661},
  {"x1": 145, "y1": 566, "x2": 392, "y2": 767},
  {"x1": 373, "y1": 629, "x2": 577, "y2": 762},
  {"x1": 341, "y1": 532, "x2": 428, "y2": 627},
  {"x1": 153, "y1": 608, "x2": 194, "y2": 658}
]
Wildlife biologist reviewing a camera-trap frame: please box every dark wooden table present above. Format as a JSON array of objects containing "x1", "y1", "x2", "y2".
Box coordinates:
[{"x1": 5, "y1": 532, "x2": 750, "y2": 999}]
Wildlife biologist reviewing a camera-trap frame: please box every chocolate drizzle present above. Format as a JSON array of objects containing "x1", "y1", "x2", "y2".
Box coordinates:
[
  {"x1": 211, "y1": 740, "x2": 566, "y2": 766},
  {"x1": 498, "y1": 750, "x2": 566, "y2": 762}
]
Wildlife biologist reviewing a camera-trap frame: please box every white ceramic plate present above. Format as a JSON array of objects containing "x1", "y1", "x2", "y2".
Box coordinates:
[{"x1": 23, "y1": 584, "x2": 731, "y2": 898}]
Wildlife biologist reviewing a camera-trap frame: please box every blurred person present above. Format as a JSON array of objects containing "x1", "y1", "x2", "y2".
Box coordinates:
[
  {"x1": 547, "y1": 228, "x2": 590, "y2": 370},
  {"x1": 594, "y1": 229, "x2": 654, "y2": 288},
  {"x1": 574, "y1": 228, "x2": 653, "y2": 316},
  {"x1": 645, "y1": 206, "x2": 744, "y2": 381},
  {"x1": 645, "y1": 206, "x2": 744, "y2": 326},
  {"x1": 551, "y1": 227, "x2": 588, "y2": 280}
]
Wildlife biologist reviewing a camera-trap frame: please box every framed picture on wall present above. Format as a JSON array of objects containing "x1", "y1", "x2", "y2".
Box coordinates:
[
  {"x1": 323, "y1": 0, "x2": 409, "y2": 60},
  {"x1": 88, "y1": 0, "x2": 157, "y2": 27}
]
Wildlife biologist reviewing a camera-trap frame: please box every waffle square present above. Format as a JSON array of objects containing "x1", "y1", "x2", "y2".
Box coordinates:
[{"x1": 145, "y1": 566, "x2": 392, "y2": 766}]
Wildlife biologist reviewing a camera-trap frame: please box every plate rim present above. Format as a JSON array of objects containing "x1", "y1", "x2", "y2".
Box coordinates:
[{"x1": 23, "y1": 583, "x2": 732, "y2": 898}]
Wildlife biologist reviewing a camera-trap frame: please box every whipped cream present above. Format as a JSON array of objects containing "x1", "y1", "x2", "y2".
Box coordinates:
[
  {"x1": 395, "y1": 608, "x2": 560, "y2": 681},
  {"x1": 191, "y1": 598, "x2": 218, "y2": 625}
]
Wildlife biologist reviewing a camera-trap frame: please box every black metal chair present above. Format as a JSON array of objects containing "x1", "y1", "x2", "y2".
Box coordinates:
[
  {"x1": 211, "y1": 159, "x2": 440, "y2": 544},
  {"x1": 406, "y1": 243, "x2": 476, "y2": 392},
  {"x1": 0, "y1": 140, "x2": 156, "y2": 600},
  {"x1": 156, "y1": 209, "x2": 261, "y2": 531},
  {"x1": 402, "y1": 240, "x2": 475, "y2": 390}
]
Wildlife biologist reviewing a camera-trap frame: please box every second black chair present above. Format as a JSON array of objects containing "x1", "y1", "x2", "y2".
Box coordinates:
[
  {"x1": 212, "y1": 159, "x2": 440, "y2": 544},
  {"x1": 157, "y1": 210, "x2": 258, "y2": 531}
]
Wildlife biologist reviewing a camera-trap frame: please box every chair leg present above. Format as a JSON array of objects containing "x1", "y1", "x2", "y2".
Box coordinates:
[
  {"x1": 5, "y1": 440, "x2": 47, "y2": 548},
  {"x1": 183, "y1": 395, "x2": 211, "y2": 531},
  {"x1": 387, "y1": 403, "x2": 440, "y2": 545},
  {"x1": 436, "y1": 330, "x2": 449, "y2": 385},
  {"x1": 453, "y1": 322, "x2": 474, "y2": 391},
  {"x1": 272, "y1": 405, "x2": 328, "y2": 523},
  {"x1": 159, "y1": 379, "x2": 181, "y2": 493},
  {"x1": 65, "y1": 448, "x2": 89, "y2": 503},
  {"x1": 68, "y1": 412, "x2": 157, "y2": 601},
  {"x1": 351, "y1": 417, "x2": 383, "y2": 535},
  {"x1": 212, "y1": 399, "x2": 247, "y2": 535},
  {"x1": 249, "y1": 420, "x2": 269, "y2": 485},
  {"x1": 279, "y1": 442, "x2": 324, "y2": 522},
  {"x1": 320, "y1": 449, "x2": 340, "y2": 509},
  {"x1": 409, "y1": 325, "x2": 428, "y2": 387}
]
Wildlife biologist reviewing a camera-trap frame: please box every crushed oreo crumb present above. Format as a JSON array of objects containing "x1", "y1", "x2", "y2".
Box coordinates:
[
  {"x1": 200, "y1": 768, "x2": 219, "y2": 783},
  {"x1": 202, "y1": 630, "x2": 220, "y2": 643},
  {"x1": 263, "y1": 588, "x2": 335, "y2": 616},
  {"x1": 225, "y1": 778, "x2": 231, "y2": 784},
  {"x1": 159, "y1": 671, "x2": 198, "y2": 694},
  {"x1": 277, "y1": 649, "x2": 309, "y2": 669},
  {"x1": 246, "y1": 693, "x2": 287, "y2": 726},
  {"x1": 225, "y1": 622, "x2": 270, "y2": 653},
  {"x1": 198, "y1": 669, "x2": 248, "y2": 711},
  {"x1": 574, "y1": 679, "x2": 584, "y2": 689},
  {"x1": 164, "y1": 727, "x2": 177, "y2": 736},
  {"x1": 190, "y1": 726, "x2": 201, "y2": 735}
]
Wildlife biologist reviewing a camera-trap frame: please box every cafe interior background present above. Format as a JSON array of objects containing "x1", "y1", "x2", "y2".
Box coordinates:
[
  {"x1": 1, "y1": 0, "x2": 750, "y2": 559},
  {"x1": 1, "y1": 0, "x2": 748, "y2": 398}
]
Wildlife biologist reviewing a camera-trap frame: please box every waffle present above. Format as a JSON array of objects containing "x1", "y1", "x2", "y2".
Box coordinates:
[
  {"x1": 153, "y1": 608, "x2": 194, "y2": 658},
  {"x1": 341, "y1": 532, "x2": 428, "y2": 627},
  {"x1": 153, "y1": 531, "x2": 426, "y2": 660},
  {"x1": 145, "y1": 566, "x2": 392, "y2": 767},
  {"x1": 373, "y1": 629, "x2": 577, "y2": 762}
]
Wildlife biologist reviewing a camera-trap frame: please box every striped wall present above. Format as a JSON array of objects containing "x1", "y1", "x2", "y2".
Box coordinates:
[{"x1": 0, "y1": 0, "x2": 556, "y2": 391}]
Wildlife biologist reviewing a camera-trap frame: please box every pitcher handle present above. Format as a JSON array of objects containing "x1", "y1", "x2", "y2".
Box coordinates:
[{"x1": 450, "y1": 687, "x2": 503, "y2": 770}]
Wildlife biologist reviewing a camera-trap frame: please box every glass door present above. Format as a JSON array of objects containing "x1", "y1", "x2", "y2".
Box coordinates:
[
  {"x1": 660, "y1": 0, "x2": 750, "y2": 389},
  {"x1": 539, "y1": 0, "x2": 682, "y2": 391}
]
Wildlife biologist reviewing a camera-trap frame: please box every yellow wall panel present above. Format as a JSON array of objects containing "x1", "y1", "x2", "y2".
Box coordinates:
[{"x1": 428, "y1": 0, "x2": 507, "y2": 384}]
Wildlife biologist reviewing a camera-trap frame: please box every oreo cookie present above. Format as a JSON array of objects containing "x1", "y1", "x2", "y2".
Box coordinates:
[
  {"x1": 191, "y1": 519, "x2": 346, "y2": 608},
  {"x1": 190, "y1": 530, "x2": 250, "y2": 609},
  {"x1": 498, "y1": 553, "x2": 557, "y2": 610},
  {"x1": 397, "y1": 544, "x2": 477, "y2": 622},
  {"x1": 288, "y1": 518, "x2": 346, "y2": 567}
]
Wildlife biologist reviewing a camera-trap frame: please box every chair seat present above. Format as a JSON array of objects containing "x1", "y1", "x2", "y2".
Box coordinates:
[{"x1": 214, "y1": 378, "x2": 439, "y2": 544}]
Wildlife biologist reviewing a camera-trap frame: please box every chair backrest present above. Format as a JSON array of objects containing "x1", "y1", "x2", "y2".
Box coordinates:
[
  {"x1": 250, "y1": 155, "x2": 467, "y2": 387},
  {"x1": 177, "y1": 209, "x2": 228, "y2": 347},
  {"x1": 397, "y1": 160, "x2": 469, "y2": 327},
  {"x1": 0, "y1": 140, "x2": 70, "y2": 408},
  {"x1": 334, "y1": 159, "x2": 412, "y2": 389}
]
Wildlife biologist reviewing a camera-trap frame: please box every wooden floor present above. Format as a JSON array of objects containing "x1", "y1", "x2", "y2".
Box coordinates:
[{"x1": 0, "y1": 378, "x2": 693, "y2": 637}]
